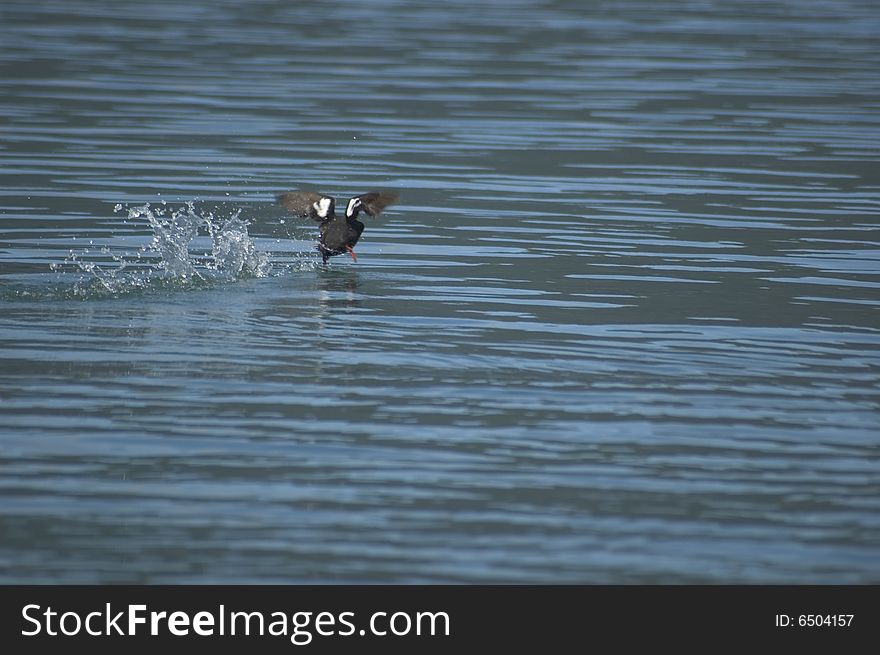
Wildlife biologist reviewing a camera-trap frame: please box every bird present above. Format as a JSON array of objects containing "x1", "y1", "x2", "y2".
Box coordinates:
[{"x1": 277, "y1": 190, "x2": 398, "y2": 264}]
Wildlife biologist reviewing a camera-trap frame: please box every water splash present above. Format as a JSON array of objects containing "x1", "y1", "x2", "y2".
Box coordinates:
[
  {"x1": 131, "y1": 201, "x2": 202, "y2": 280},
  {"x1": 50, "y1": 201, "x2": 272, "y2": 298},
  {"x1": 204, "y1": 211, "x2": 271, "y2": 280}
]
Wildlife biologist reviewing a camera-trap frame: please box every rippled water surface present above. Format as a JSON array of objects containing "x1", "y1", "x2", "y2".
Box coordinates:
[{"x1": 1, "y1": 0, "x2": 879, "y2": 583}]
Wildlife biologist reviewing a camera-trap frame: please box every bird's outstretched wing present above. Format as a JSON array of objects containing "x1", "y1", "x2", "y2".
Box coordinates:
[
  {"x1": 277, "y1": 191, "x2": 335, "y2": 222},
  {"x1": 351, "y1": 191, "x2": 399, "y2": 217}
]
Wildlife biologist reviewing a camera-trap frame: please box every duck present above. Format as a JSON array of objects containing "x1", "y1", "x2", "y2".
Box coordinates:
[{"x1": 277, "y1": 190, "x2": 398, "y2": 264}]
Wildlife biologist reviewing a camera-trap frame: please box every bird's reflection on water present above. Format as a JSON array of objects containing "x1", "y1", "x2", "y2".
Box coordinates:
[
  {"x1": 314, "y1": 267, "x2": 362, "y2": 327},
  {"x1": 316, "y1": 267, "x2": 360, "y2": 298}
]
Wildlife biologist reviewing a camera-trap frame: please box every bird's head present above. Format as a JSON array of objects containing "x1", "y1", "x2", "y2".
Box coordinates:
[{"x1": 345, "y1": 196, "x2": 363, "y2": 219}]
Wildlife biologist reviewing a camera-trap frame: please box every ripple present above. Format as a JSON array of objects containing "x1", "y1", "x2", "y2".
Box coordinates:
[{"x1": 1, "y1": 0, "x2": 879, "y2": 584}]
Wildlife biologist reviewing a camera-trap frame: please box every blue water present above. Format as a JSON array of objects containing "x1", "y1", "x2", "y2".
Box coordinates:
[{"x1": 1, "y1": 0, "x2": 878, "y2": 582}]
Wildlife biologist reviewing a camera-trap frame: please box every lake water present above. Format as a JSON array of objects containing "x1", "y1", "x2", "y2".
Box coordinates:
[{"x1": 1, "y1": 0, "x2": 878, "y2": 583}]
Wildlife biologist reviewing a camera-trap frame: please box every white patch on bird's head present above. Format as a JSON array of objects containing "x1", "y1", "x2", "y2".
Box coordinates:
[
  {"x1": 346, "y1": 197, "x2": 362, "y2": 218},
  {"x1": 312, "y1": 197, "x2": 332, "y2": 218}
]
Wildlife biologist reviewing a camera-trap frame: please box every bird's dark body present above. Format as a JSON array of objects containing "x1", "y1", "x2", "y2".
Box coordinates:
[
  {"x1": 318, "y1": 216, "x2": 365, "y2": 264},
  {"x1": 277, "y1": 190, "x2": 398, "y2": 264}
]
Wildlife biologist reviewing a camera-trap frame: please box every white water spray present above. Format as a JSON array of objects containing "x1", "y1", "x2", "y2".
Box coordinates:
[{"x1": 54, "y1": 201, "x2": 271, "y2": 296}]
